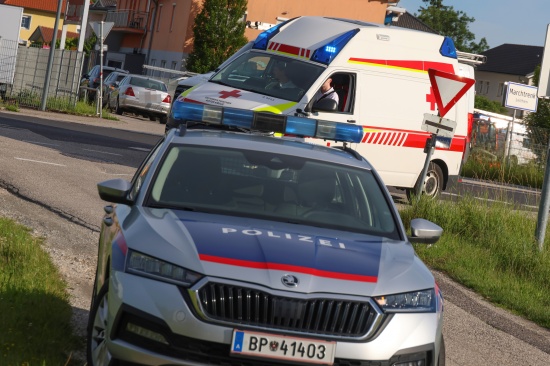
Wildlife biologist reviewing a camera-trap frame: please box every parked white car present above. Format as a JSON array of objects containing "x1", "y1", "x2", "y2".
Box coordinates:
[{"x1": 109, "y1": 75, "x2": 171, "y2": 124}]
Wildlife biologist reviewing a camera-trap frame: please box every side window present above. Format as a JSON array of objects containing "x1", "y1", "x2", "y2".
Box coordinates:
[
  {"x1": 328, "y1": 73, "x2": 356, "y2": 114},
  {"x1": 128, "y1": 138, "x2": 164, "y2": 201}
]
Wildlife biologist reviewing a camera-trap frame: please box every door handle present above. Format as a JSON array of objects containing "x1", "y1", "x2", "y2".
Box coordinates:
[{"x1": 347, "y1": 120, "x2": 356, "y2": 123}]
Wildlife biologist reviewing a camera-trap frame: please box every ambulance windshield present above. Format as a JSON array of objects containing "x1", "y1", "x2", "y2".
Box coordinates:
[{"x1": 210, "y1": 51, "x2": 324, "y2": 102}]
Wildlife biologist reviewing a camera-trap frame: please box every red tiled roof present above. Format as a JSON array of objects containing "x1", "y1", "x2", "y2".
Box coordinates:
[
  {"x1": 30, "y1": 26, "x2": 80, "y2": 43},
  {"x1": 2, "y1": 0, "x2": 69, "y2": 14}
]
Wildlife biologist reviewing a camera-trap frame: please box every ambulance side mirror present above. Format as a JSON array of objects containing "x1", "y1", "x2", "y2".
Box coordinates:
[{"x1": 312, "y1": 98, "x2": 338, "y2": 113}]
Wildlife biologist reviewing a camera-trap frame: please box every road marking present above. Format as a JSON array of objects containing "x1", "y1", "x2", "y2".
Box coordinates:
[
  {"x1": 129, "y1": 147, "x2": 151, "y2": 152},
  {"x1": 15, "y1": 157, "x2": 65, "y2": 167},
  {"x1": 442, "y1": 192, "x2": 460, "y2": 197},
  {"x1": 473, "y1": 196, "x2": 512, "y2": 205},
  {"x1": 82, "y1": 148, "x2": 123, "y2": 156},
  {"x1": 23, "y1": 140, "x2": 60, "y2": 147}
]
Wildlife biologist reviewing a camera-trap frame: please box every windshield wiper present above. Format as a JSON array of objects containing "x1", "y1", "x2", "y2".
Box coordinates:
[
  {"x1": 210, "y1": 80, "x2": 232, "y2": 87},
  {"x1": 148, "y1": 203, "x2": 197, "y2": 211}
]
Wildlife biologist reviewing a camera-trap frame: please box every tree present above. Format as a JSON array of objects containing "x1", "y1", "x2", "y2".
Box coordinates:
[
  {"x1": 474, "y1": 95, "x2": 508, "y2": 114},
  {"x1": 186, "y1": 0, "x2": 248, "y2": 73},
  {"x1": 55, "y1": 37, "x2": 79, "y2": 50},
  {"x1": 415, "y1": 0, "x2": 489, "y2": 54},
  {"x1": 83, "y1": 34, "x2": 98, "y2": 56}
]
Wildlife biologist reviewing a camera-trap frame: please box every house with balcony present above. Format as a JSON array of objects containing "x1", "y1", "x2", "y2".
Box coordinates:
[
  {"x1": 100, "y1": 0, "x2": 398, "y2": 76},
  {"x1": 0, "y1": 0, "x2": 80, "y2": 46}
]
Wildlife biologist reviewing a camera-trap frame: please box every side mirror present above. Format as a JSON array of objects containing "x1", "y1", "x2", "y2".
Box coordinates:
[
  {"x1": 408, "y1": 218, "x2": 443, "y2": 244},
  {"x1": 113, "y1": 81, "x2": 120, "y2": 88},
  {"x1": 97, "y1": 179, "x2": 133, "y2": 205},
  {"x1": 312, "y1": 98, "x2": 338, "y2": 113}
]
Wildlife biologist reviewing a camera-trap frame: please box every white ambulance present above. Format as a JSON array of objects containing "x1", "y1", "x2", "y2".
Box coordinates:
[{"x1": 170, "y1": 16, "x2": 481, "y2": 197}]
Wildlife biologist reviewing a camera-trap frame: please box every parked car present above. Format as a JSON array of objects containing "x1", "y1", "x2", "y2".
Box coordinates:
[
  {"x1": 88, "y1": 102, "x2": 446, "y2": 366},
  {"x1": 80, "y1": 65, "x2": 129, "y2": 102},
  {"x1": 109, "y1": 74, "x2": 171, "y2": 123},
  {"x1": 100, "y1": 71, "x2": 129, "y2": 107}
]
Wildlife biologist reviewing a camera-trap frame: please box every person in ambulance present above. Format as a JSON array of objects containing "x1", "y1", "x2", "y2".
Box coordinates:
[
  {"x1": 314, "y1": 77, "x2": 339, "y2": 106},
  {"x1": 265, "y1": 61, "x2": 299, "y2": 91}
]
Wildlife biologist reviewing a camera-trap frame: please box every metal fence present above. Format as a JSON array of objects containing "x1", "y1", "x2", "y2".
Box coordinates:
[
  {"x1": 0, "y1": 38, "x2": 85, "y2": 110},
  {"x1": 471, "y1": 112, "x2": 548, "y2": 169}
]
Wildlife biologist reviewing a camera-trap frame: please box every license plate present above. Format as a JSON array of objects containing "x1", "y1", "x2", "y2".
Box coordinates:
[{"x1": 230, "y1": 329, "x2": 336, "y2": 365}]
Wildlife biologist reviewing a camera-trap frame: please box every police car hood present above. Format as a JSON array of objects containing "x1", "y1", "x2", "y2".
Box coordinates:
[
  {"x1": 179, "y1": 82, "x2": 297, "y2": 113},
  {"x1": 130, "y1": 208, "x2": 434, "y2": 296}
]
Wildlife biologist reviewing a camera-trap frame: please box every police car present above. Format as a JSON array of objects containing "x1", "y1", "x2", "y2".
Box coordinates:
[{"x1": 88, "y1": 101, "x2": 446, "y2": 366}]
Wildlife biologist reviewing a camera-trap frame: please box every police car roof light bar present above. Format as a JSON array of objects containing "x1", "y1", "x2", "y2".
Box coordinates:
[
  {"x1": 172, "y1": 101, "x2": 363, "y2": 143},
  {"x1": 310, "y1": 29, "x2": 360, "y2": 65}
]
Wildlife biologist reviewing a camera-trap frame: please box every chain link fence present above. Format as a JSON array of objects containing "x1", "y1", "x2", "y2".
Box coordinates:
[
  {"x1": 0, "y1": 38, "x2": 85, "y2": 110},
  {"x1": 471, "y1": 110, "x2": 547, "y2": 170}
]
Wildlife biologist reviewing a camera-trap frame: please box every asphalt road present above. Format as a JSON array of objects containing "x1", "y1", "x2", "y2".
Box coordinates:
[{"x1": 0, "y1": 108, "x2": 549, "y2": 365}]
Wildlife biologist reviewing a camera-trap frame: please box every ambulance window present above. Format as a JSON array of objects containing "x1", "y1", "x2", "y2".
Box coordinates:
[
  {"x1": 211, "y1": 51, "x2": 324, "y2": 102},
  {"x1": 330, "y1": 73, "x2": 355, "y2": 113}
]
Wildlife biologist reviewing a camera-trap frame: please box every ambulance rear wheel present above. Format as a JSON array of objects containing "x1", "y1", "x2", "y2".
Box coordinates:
[{"x1": 406, "y1": 162, "x2": 444, "y2": 200}]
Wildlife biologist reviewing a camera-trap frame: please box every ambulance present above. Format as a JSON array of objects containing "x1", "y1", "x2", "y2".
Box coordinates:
[{"x1": 169, "y1": 16, "x2": 481, "y2": 197}]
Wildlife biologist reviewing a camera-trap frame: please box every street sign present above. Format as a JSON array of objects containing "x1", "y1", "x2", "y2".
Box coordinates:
[
  {"x1": 421, "y1": 113, "x2": 457, "y2": 138},
  {"x1": 428, "y1": 69, "x2": 475, "y2": 118},
  {"x1": 89, "y1": 21, "x2": 114, "y2": 40},
  {"x1": 504, "y1": 82, "x2": 538, "y2": 112}
]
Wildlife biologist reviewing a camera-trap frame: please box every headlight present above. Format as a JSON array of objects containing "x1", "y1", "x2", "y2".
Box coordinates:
[
  {"x1": 126, "y1": 250, "x2": 203, "y2": 286},
  {"x1": 374, "y1": 289, "x2": 436, "y2": 313}
]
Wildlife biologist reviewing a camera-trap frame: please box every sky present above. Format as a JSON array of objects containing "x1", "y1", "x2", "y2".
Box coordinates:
[{"x1": 396, "y1": 0, "x2": 550, "y2": 48}]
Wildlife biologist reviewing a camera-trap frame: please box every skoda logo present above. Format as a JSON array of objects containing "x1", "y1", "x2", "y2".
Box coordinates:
[{"x1": 281, "y1": 274, "x2": 299, "y2": 288}]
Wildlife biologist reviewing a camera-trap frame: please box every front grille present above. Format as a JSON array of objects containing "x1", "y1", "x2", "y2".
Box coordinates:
[
  {"x1": 118, "y1": 312, "x2": 425, "y2": 366},
  {"x1": 195, "y1": 282, "x2": 382, "y2": 339}
]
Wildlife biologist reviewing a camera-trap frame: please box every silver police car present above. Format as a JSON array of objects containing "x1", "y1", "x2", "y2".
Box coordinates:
[{"x1": 88, "y1": 102, "x2": 445, "y2": 366}]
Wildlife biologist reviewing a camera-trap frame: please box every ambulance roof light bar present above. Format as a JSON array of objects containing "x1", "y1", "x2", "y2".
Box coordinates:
[
  {"x1": 440, "y1": 36, "x2": 457, "y2": 59},
  {"x1": 252, "y1": 19, "x2": 294, "y2": 50},
  {"x1": 310, "y1": 29, "x2": 359, "y2": 65},
  {"x1": 172, "y1": 101, "x2": 364, "y2": 143}
]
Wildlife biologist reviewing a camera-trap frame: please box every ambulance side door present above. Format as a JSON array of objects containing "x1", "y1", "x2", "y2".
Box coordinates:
[{"x1": 308, "y1": 71, "x2": 360, "y2": 125}]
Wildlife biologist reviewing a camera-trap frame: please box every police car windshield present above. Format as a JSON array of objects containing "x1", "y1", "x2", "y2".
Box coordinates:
[
  {"x1": 210, "y1": 51, "x2": 324, "y2": 102},
  {"x1": 147, "y1": 145, "x2": 399, "y2": 239}
]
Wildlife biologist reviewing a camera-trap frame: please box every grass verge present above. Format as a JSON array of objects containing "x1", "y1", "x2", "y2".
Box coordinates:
[
  {"x1": 0, "y1": 217, "x2": 83, "y2": 366},
  {"x1": 401, "y1": 195, "x2": 550, "y2": 329},
  {"x1": 1, "y1": 97, "x2": 118, "y2": 121}
]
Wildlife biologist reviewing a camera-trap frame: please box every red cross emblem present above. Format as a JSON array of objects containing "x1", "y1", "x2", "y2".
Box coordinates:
[{"x1": 218, "y1": 89, "x2": 242, "y2": 99}]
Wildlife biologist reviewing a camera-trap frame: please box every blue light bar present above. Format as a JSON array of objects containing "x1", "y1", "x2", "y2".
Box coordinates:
[
  {"x1": 252, "y1": 20, "x2": 290, "y2": 51},
  {"x1": 310, "y1": 29, "x2": 359, "y2": 65},
  {"x1": 440, "y1": 36, "x2": 457, "y2": 59},
  {"x1": 171, "y1": 101, "x2": 363, "y2": 143}
]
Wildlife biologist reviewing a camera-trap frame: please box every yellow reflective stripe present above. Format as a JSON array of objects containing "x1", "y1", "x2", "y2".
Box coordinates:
[
  {"x1": 181, "y1": 85, "x2": 199, "y2": 98},
  {"x1": 254, "y1": 102, "x2": 297, "y2": 114}
]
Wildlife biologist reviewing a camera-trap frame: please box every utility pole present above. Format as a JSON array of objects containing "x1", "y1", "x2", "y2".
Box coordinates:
[{"x1": 40, "y1": 0, "x2": 63, "y2": 111}]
